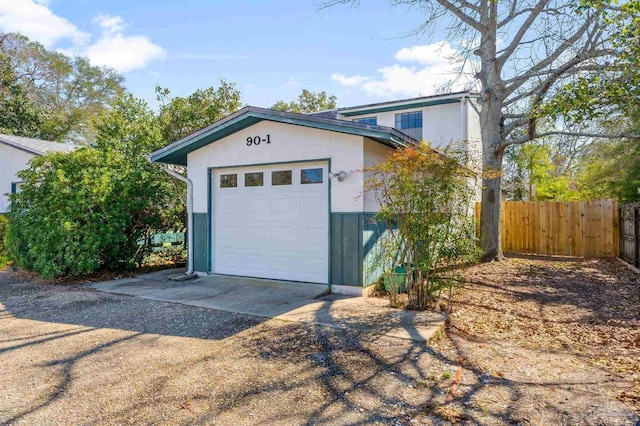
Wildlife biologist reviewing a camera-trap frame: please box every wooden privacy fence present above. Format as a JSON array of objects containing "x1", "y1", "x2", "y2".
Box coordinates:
[
  {"x1": 475, "y1": 200, "x2": 619, "y2": 258},
  {"x1": 619, "y1": 204, "x2": 639, "y2": 267}
]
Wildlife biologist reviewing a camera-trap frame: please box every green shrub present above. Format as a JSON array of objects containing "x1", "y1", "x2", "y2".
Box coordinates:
[
  {"x1": 7, "y1": 147, "x2": 182, "y2": 278},
  {"x1": 6, "y1": 94, "x2": 184, "y2": 279},
  {"x1": 0, "y1": 214, "x2": 8, "y2": 268},
  {"x1": 365, "y1": 142, "x2": 481, "y2": 310}
]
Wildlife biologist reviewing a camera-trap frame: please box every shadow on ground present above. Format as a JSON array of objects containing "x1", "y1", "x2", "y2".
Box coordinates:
[{"x1": 1, "y1": 260, "x2": 638, "y2": 425}]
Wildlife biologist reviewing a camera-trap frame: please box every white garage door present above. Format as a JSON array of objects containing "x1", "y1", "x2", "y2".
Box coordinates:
[{"x1": 212, "y1": 161, "x2": 329, "y2": 283}]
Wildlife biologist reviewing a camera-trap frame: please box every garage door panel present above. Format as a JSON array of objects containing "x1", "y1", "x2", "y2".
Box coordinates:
[{"x1": 213, "y1": 162, "x2": 329, "y2": 283}]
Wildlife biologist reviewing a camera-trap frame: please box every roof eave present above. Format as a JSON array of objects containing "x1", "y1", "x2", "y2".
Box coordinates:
[
  {"x1": 0, "y1": 138, "x2": 44, "y2": 156},
  {"x1": 150, "y1": 108, "x2": 416, "y2": 166}
]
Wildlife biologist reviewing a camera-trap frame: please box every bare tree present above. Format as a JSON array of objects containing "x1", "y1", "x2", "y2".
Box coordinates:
[{"x1": 325, "y1": 0, "x2": 637, "y2": 260}]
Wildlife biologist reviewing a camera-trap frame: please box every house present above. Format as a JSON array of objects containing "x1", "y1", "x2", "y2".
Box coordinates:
[
  {"x1": 150, "y1": 91, "x2": 480, "y2": 295},
  {"x1": 0, "y1": 134, "x2": 77, "y2": 213}
]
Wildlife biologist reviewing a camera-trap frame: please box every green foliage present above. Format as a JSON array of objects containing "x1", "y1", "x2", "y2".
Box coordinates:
[
  {"x1": 271, "y1": 89, "x2": 337, "y2": 113},
  {"x1": 6, "y1": 95, "x2": 183, "y2": 279},
  {"x1": 365, "y1": 143, "x2": 481, "y2": 310},
  {"x1": 575, "y1": 138, "x2": 640, "y2": 201},
  {"x1": 156, "y1": 80, "x2": 242, "y2": 142},
  {"x1": 0, "y1": 53, "x2": 46, "y2": 137},
  {"x1": 505, "y1": 141, "x2": 578, "y2": 201},
  {"x1": 0, "y1": 33, "x2": 124, "y2": 142},
  {"x1": 0, "y1": 215, "x2": 8, "y2": 269},
  {"x1": 540, "y1": 1, "x2": 640, "y2": 126}
]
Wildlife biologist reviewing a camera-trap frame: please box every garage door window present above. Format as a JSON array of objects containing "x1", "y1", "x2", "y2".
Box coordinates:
[
  {"x1": 245, "y1": 172, "x2": 264, "y2": 187},
  {"x1": 220, "y1": 174, "x2": 237, "y2": 188},
  {"x1": 301, "y1": 168, "x2": 323, "y2": 184},
  {"x1": 271, "y1": 170, "x2": 292, "y2": 186}
]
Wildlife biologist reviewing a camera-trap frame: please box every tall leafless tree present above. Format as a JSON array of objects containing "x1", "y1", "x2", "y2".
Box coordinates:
[{"x1": 326, "y1": 0, "x2": 636, "y2": 260}]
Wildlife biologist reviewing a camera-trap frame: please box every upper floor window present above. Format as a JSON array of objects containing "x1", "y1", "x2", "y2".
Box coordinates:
[
  {"x1": 394, "y1": 111, "x2": 422, "y2": 140},
  {"x1": 353, "y1": 116, "x2": 377, "y2": 125}
]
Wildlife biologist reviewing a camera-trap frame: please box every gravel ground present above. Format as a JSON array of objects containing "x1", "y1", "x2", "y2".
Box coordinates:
[
  {"x1": 1, "y1": 259, "x2": 638, "y2": 425},
  {"x1": 0, "y1": 270, "x2": 461, "y2": 425}
]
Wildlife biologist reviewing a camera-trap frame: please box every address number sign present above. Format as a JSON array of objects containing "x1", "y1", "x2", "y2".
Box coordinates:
[{"x1": 246, "y1": 134, "x2": 271, "y2": 146}]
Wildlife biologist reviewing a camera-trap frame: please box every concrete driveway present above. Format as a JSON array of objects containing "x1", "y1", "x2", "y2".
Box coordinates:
[{"x1": 88, "y1": 269, "x2": 445, "y2": 342}]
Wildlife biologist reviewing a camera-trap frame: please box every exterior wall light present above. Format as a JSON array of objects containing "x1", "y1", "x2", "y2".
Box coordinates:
[{"x1": 329, "y1": 171, "x2": 348, "y2": 181}]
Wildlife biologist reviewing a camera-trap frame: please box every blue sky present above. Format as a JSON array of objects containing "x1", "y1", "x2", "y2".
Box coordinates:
[{"x1": 0, "y1": 0, "x2": 473, "y2": 109}]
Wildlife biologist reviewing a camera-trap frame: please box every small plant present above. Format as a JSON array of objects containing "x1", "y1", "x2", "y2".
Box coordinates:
[
  {"x1": 442, "y1": 370, "x2": 452, "y2": 380},
  {"x1": 365, "y1": 142, "x2": 481, "y2": 310}
]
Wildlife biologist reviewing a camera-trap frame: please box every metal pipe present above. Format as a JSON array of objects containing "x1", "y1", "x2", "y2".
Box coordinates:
[{"x1": 161, "y1": 165, "x2": 194, "y2": 275}]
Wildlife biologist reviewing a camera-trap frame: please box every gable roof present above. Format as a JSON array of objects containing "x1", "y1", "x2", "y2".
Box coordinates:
[
  {"x1": 0, "y1": 134, "x2": 77, "y2": 156},
  {"x1": 150, "y1": 106, "x2": 417, "y2": 166}
]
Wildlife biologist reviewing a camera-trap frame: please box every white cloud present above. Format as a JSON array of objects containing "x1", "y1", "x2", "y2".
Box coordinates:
[
  {"x1": 66, "y1": 13, "x2": 165, "y2": 73},
  {"x1": 394, "y1": 42, "x2": 459, "y2": 65},
  {"x1": 94, "y1": 14, "x2": 125, "y2": 35},
  {"x1": 0, "y1": 2, "x2": 165, "y2": 73},
  {"x1": 332, "y1": 41, "x2": 477, "y2": 98},
  {"x1": 0, "y1": 0, "x2": 89, "y2": 47}
]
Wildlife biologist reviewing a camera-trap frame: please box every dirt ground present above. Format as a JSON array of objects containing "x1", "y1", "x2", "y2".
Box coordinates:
[
  {"x1": 0, "y1": 258, "x2": 639, "y2": 425},
  {"x1": 426, "y1": 257, "x2": 640, "y2": 425}
]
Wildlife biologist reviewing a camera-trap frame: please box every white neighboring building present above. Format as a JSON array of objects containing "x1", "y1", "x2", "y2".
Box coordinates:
[
  {"x1": 0, "y1": 134, "x2": 77, "y2": 213},
  {"x1": 151, "y1": 91, "x2": 480, "y2": 295}
]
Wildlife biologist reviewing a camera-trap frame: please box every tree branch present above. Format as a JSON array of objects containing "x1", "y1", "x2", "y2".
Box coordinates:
[
  {"x1": 500, "y1": 130, "x2": 640, "y2": 151},
  {"x1": 503, "y1": 14, "x2": 599, "y2": 96},
  {"x1": 497, "y1": 0, "x2": 551, "y2": 66},
  {"x1": 434, "y1": 0, "x2": 484, "y2": 32}
]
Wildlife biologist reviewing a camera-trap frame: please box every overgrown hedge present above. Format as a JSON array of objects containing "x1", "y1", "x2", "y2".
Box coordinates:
[{"x1": 6, "y1": 148, "x2": 183, "y2": 279}]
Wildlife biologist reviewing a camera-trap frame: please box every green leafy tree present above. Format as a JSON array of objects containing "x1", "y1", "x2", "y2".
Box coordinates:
[
  {"x1": 0, "y1": 53, "x2": 46, "y2": 136},
  {"x1": 540, "y1": 1, "x2": 640, "y2": 202},
  {"x1": 156, "y1": 80, "x2": 242, "y2": 142},
  {"x1": 7, "y1": 95, "x2": 182, "y2": 278},
  {"x1": 271, "y1": 89, "x2": 337, "y2": 113},
  {"x1": 0, "y1": 33, "x2": 124, "y2": 143},
  {"x1": 574, "y1": 137, "x2": 640, "y2": 201},
  {"x1": 504, "y1": 141, "x2": 578, "y2": 201}
]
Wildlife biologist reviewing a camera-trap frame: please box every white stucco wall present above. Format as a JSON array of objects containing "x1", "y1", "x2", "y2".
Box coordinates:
[
  {"x1": 187, "y1": 120, "x2": 367, "y2": 213},
  {"x1": 362, "y1": 138, "x2": 393, "y2": 212},
  {"x1": 338, "y1": 102, "x2": 464, "y2": 148},
  {"x1": 0, "y1": 143, "x2": 36, "y2": 213},
  {"x1": 466, "y1": 98, "x2": 483, "y2": 202}
]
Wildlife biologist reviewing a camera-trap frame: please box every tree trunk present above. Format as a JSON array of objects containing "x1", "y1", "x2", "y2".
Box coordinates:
[
  {"x1": 476, "y1": 4, "x2": 505, "y2": 261},
  {"x1": 480, "y1": 147, "x2": 504, "y2": 261},
  {"x1": 478, "y1": 79, "x2": 505, "y2": 261}
]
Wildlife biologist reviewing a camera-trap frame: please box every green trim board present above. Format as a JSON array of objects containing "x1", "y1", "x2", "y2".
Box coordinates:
[
  {"x1": 192, "y1": 213, "x2": 209, "y2": 272},
  {"x1": 10, "y1": 181, "x2": 22, "y2": 194},
  {"x1": 206, "y1": 158, "x2": 331, "y2": 170},
  {"x1": 339, "y1": 98, "x2": 461, "y2": 117},
  {"x1": 150, "y1": 106, "x2": 415, "y2": 166}
]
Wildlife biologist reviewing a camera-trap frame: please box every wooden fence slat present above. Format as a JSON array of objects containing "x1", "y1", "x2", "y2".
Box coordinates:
[{"x1": 475, "y1": 200, "x2": 619, "y2": 258}]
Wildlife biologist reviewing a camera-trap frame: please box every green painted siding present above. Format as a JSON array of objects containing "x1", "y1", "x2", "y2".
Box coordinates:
[
  {"x1": 330, "y1": 213, "x2": 362, "y2": 287},
  {"x1": 192, "y1": 213, "x2": 209, "y2": 272},
  {"x1": 330, "y1": 213, "x2": 390, "y2": 288},
  {"x1": 362, "y1": 214, "x2": 391, "y2": 287}
]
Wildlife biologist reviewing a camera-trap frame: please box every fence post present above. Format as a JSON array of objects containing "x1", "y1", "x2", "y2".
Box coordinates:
[{"x1": 633, "y1": 207, "x2": 640, "y2": 267}]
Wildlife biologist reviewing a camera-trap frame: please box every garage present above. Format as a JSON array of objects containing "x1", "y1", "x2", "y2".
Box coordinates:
[
  {"x1": 150, "y1": 106, "x2": 418, "y2": 294},
  {"x1": 212, "y1": 161, "x2": 329, "y2": 283}
]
